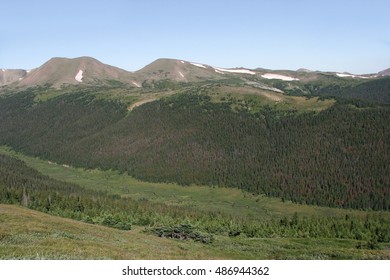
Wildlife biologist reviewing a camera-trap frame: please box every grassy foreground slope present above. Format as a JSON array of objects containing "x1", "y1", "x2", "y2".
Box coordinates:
[
  {"x1": 1, "y1": 204, "x2": 390, "y2": 260},
  {"x1": 0, "y1": 204, "x2": 222, "y2": 259}
]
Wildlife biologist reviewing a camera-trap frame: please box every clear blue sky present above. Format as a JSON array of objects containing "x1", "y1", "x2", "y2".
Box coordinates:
[{"x1": 1, "y1": 0, "x2": 389, "y2": 74}]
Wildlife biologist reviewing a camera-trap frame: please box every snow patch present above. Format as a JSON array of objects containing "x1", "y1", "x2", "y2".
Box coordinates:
[
  {"x1": 132, "y1": 81, "x2": 141, "y2": 88},
  {"x1": 336, "y1": 73, "x2": 355, "y2": 78},
  {"x1": 214, "y1": 67, "x2": 256, "y2": 75},
  {"x1": 75, "y1": 70, "x2": 83, "y2": 82},
  {"x1": 180, "y1": 60, "x2": 185, "y2": 64},
  {"x1": 214, "y1": 69, "x2": 225, "y2": 74},
  {"x1": 1, "y1": 69, "x2": 5, "y2": 72},
  {"x1": 178, "y1": 71, "x2": 184, "y2": 78},
  {"x1": 261, "y1": 73, "x2": 299, "y2": 81},
  {"x1": 336, "y1": 73, "x2": 368, "y2": 79},
  {"x1": 190, "y1": 62, "x2": 206, "y2": 68}
]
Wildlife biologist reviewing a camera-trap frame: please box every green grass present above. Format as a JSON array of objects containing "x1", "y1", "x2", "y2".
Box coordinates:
[
  {"x1": 29, "y1": 81, "x2": 335, "y2": 116},
  {"x1": 33, "y1": 89, "x2": 65, "y2": 102},
  {"x1": 25, "y1": 83, "x2": 183, "y2": 116},
  {"x1": 207, "y1": 85, "x2": 335, "y2": 114},
  {"x1": 1, "y1": 204, "x2": 389, "y2": 260},
  {"x1": 0, "y1": 204, "x2": 224, "y2": 259}
]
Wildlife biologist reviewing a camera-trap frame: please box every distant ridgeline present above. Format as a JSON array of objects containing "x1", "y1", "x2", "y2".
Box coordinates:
[{"x1": 0, "y1": 87, "x2": 389, "y2": 211}]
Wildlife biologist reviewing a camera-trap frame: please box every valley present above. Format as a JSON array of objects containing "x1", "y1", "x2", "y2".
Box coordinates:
[
  {"x1": 1, "y1": 148, "x2": 390, "y2": 260},
  {"x1": 0, "y1": 56, "x2": 389, "y2": 259},
  {"x1": 0, "y1": 146, "x2": 372, "y2": 221}
]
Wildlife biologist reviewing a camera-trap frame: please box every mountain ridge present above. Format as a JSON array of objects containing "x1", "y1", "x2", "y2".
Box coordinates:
[
  {"x1": 1, "y1": 56, "x2": 389, "y2": 89},
  {"x1": 134, "y1": 58, "x2": 226, "y2": 83}
]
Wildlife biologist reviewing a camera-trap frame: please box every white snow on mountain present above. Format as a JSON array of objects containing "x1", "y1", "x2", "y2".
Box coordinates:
[
  {"x1": 190, "y1": 62, "x2": 206, "y2": 68},
  {"x1": 179, "y1": 71, "x2": 184, "y2": 78},
  {"x1": 261, "y1": 73, "x2": 299, "y2": 81},
  {"x1": 132, "y1": 81, "x2": 141, "y2": 87},
  {"x1": 214, "y1": 67, "x2": 256, "y2": 75},
  {"x1": 75, "y1": 70, "x2": 83, "y2": 82},
  {"x1": 336, "y1": 73, "x2": 369, "y2": 79},
  {"x1": 336, "y1": 73, "x2": 355, "y2": 78}
]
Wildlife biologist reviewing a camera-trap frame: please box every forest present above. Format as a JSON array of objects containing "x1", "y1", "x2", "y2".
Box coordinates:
[
  {"x1": 280, "y1": 76, "x2": 390, "y2": 105},
  {"x1": 0, "y1": 87, "x2": 388, "y2": 211}
]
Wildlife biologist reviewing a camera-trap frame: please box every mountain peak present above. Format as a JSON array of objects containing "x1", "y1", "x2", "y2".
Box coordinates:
[
  {"x1": 297, "y1": 68, "x2": 313, "y2": 73},
  {"x1": 17, "y1": 56, "x2": 136, "y2": 88},
  {"x1": 378, "y1": 68, "x2": 390, "y2": 76},
  {"x1": 134, "y1": 58, "x2": 224, "y2": 82}
]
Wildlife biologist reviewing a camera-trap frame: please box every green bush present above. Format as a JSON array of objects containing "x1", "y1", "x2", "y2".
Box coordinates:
[{"x1": 151, "y1": 224, "x2": 214, "y2": 244}]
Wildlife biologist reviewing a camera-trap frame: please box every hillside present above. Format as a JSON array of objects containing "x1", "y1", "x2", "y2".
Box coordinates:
[
  {"x1": 0, "y1": 204, "x2": 223, "y2": 259},
  {"x1": 0, "y1": 88, "x2": 388, "y2": 211},
  {"x1": 3, "y1": 203, "x2": 389, "y2": 260},
  {"x1": 379, "y1": 68, "x2": 390, "y2": 76},
  {"x1": 0, "y1": 63, "x2": 390, "y2": 259},
  {"x1": 2, "y1": 57, "x2": 389, "y2": 106},
  {"x1": 0, "y1": 69, "x2": 27, "y2": 86},
  {"x1": 0, "y1": 56, "x2": 389, "y2": 212},
  {"x1": 16, "y1": 57, "x2": 138, "y2": 88},
  {"x1": 134, "y1": 58, "x2": 226, "y2": 83}
]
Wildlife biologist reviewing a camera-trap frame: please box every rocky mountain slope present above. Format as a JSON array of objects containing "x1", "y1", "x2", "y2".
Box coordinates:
[
  {"x1": 14, "y1": 57, "x2": 137, "y2": 88},
  {"x1": 379, "y1": 68, "x2": 390, "y2": 76},
  {"x1": 1, "y1": 56, "x2": 388, "y2": 91},
  {"x1": 0, "y1": 69, "x2": 27, "y2": 86}
]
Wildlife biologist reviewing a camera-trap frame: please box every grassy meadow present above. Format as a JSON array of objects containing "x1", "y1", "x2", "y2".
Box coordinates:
[{"x1": 1, "y1": 204, "x2": 389, "y2": 260}]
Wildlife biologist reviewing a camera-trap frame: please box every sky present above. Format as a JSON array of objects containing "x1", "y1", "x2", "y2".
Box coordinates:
[{"x1": 1, "y1": 0, "x2": 389, "y2": 74}]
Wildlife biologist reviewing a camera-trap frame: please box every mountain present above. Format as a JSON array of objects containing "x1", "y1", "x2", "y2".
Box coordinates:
[
  {"x1": 0, "y1": 69, "x2": 28, "y2": 86},
  {"x1": 4, "y1": 56, "x2": 387, "y2": 90},
  {"x1": 134, "y1": 58, "x2": 230, "y2": 83},
  {"x1": 379, "y1": 68, "x2": 390, "y2": 76},
  {"x1": 296, "y1": 68, "x2": 313, "y2": 73},
  {"x1": 16, "y1": 56, "x2": 138, "y2": 88},
  {"x1": 1, "y1": 55, "x2": 390, "y2": 261},
  {"x1": 3, "y1": 57, "x2": 255, "y2": 89},
  {"x1": 2, "y1": 57, "x2": 389, "y2": 105}
]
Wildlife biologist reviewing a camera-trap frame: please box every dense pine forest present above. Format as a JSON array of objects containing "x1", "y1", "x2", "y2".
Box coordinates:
[{"x1": 0, "y1": 85, "x2": 389, "y2": 211}]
